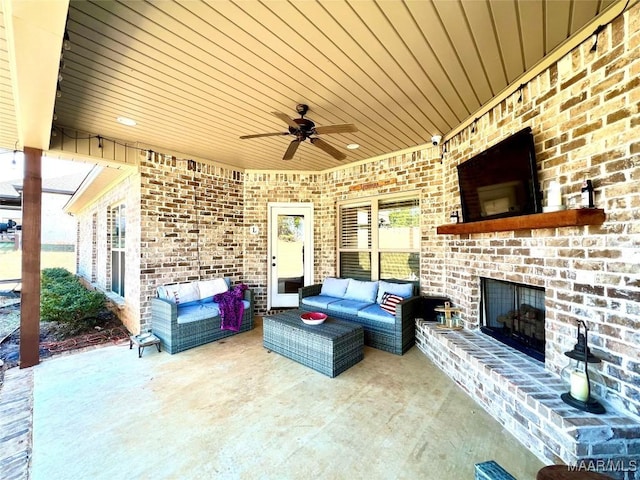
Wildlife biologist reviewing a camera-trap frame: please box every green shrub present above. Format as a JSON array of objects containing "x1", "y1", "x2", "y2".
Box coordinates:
[
  {"x1": 41, "y1": 267, "x2": 74, "y2": 286},
  {"x1": 40, "y1": 268, "x2": 106, "y2": 335}
]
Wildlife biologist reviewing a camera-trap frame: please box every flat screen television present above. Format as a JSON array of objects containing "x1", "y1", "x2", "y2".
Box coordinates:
[{"x1": 457, "y1": 127, "x2": 542, "y2": 223}]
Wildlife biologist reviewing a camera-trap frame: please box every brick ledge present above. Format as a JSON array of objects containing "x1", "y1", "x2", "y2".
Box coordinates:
[{"x1": 415, "y1": 321, "x2": 640, "y2": 480}]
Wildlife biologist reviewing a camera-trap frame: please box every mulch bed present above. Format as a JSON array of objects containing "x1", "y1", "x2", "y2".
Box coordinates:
[{"x1": 0, "y1": 298, "x2": 129, "y2": 384}]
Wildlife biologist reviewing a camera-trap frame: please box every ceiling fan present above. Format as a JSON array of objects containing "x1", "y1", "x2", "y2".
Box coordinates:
[{"x1": 240, "y1": 104, "x2": 358, "y2": 161}]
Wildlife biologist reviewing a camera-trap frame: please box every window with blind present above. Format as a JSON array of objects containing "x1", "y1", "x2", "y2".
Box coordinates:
[{"x1": 338, "y1": 195, "x2": 419, "y2": 281}]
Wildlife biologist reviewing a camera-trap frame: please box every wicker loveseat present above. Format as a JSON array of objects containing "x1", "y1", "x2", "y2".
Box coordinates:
[
  {"x1": 151, "y1": 278, "x2": 254, "y2": 354},
  {"x1": 299, "y1": 277, "x2": 421, "y2": 355}
]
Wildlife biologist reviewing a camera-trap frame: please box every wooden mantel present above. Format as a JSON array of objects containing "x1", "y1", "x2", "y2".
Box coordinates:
[{"x1": 436, "y1": 208, "x2": 606, "y2": 235}]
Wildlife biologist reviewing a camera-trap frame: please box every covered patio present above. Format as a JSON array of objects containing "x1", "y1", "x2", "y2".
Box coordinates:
[
  {"x1": 1, "y1": 318, "x2": 544, "y2": 479},
  {"x1": 1, "y1": 1, "x2": 639, "y2": 478}
]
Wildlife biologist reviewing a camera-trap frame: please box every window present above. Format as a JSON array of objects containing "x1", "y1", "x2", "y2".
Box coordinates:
[
  {"x1": 338, "y1": 195, "x2": 419, "y2": 281},
  {"x1": 111, "y1": 203, "x2": 126, "y2": 297}
]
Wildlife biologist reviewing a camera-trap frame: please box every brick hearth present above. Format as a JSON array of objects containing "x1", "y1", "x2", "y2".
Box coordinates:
[{"x1": 415, "y1": 320, "x2": 640, "y2": 480}]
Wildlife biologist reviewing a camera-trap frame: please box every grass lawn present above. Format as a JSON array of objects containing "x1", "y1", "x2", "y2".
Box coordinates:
[{"x1": 0, "y1": 243, "x2": 76, "y2": 281}]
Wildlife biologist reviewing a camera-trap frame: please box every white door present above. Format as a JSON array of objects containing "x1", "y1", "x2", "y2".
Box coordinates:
[{"x1": 268, "y1": 203, "x2": 314, "y2": 309}]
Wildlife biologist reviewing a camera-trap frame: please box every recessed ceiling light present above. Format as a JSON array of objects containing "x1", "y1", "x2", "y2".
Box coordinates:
[
  {"x1": 116, "y1": 116, "x2": 137, "y2": 126},
  {"x1": 346, "y1": 143, "x2": 360, "y2": 150}
]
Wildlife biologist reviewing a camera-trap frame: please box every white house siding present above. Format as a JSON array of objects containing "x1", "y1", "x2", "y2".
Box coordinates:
[
  {"x1": 1, "y1": 192, "x2": 76, "y2": 246},
  {"x1": 41, "y1": 193, "x2": 77, "y2": 246}
]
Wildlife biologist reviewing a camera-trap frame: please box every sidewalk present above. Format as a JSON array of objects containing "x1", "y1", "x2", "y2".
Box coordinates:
[{"x1": 0, "y1": 367, "x2": 33, "y2": 480}]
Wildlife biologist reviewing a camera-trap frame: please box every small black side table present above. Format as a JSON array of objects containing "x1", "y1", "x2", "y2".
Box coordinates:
[{"x1": 129, "y1": 333, "x2": 161, "y2": 358}]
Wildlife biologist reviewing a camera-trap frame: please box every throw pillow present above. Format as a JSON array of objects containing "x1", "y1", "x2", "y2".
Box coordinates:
[
  {"x1": 321, "y1": 277, "x2": 350, "y2": 298},
  {"x1": 376, "y1": 280, "x2": 414, "y2": 304},
  {"x1": 343, "y1": 279, "x2": 379, "y2": 303},
  {"x1": 198, "y1": 278, "x2": 229, "y2": 300},
  {"x1": 158, "y1": 282, "x2": 200, "y2": 305},
  {"x1": 380, "y1": 292, "x2": 403, "y2": 315}
]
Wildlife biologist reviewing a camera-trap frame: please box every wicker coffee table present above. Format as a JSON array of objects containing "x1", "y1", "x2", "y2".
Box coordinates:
[{"x1": 263, "y1": 309, "x2": 364, "y2": 378}]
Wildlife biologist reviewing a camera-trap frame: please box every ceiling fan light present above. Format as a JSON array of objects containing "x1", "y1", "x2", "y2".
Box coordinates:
[
  {"x1": 116, "y1": 116, "x2": 137, "y2": 126},
  {"x1": 347, "y1": 143, "x2": 360, "y2": 150}
]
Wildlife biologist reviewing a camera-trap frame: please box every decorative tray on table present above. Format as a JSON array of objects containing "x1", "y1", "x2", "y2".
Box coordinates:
[{"x1": 434, "y1": 301, "x2": 463, "y2": 330}]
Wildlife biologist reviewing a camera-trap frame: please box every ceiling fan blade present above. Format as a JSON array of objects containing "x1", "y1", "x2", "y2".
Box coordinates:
[
  {"x1": 283, "y1": 139, "x2": 301, "y2": 160},
  {"x1": 314, "y1": 123, "x2": 358, "y2": 135},
  {"x1": 239, "y1": 132, "x2": 289, "y2": 139},
  {"x1": 272, "y1": 111, "x2": 300, "y2": 130},
  {"x1": 310, "y1": 137, "x2": 346, "y2": 160}
]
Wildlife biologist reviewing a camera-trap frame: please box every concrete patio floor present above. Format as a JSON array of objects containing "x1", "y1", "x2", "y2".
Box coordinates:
[{"x1": 3, "y1": 318, "x2": 545, "y2": 479}]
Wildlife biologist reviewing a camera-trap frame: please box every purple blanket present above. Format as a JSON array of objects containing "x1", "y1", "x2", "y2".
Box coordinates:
[{"x1": 214, "y1": 284, "x2": 248, "y2": 331}]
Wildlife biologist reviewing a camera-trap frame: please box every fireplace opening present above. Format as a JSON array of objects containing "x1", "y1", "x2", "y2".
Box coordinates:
[{"x1": 480, "y1": 278, "x2": 545, "y2": 362}]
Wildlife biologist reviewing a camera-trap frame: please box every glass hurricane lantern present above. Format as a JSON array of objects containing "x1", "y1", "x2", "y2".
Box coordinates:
[{"x1": 560, "y1": 320, "x2": 606, "y2": 414}]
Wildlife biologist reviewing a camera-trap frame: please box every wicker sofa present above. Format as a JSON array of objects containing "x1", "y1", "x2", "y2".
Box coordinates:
[
  {"x1": 151, "y1": 278, "x2": 254, "y2": 354},
  {"x1": 298, "y1": 277, "x2": 421, "y2": 355}
]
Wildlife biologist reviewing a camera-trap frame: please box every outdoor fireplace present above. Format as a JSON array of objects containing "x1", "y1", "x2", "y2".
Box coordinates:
[{"x1": 480, "y1": 278, "x2": 545, "y2": 362}]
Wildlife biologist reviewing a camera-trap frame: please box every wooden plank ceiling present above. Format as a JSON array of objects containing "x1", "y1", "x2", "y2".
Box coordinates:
[{"x1": 0, "y1": 0, "x2": 622, "y2": 171}]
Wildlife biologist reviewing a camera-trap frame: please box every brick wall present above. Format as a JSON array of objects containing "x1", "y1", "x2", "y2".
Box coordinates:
[
  {"x1": 243, "y1": 172, "x2": 324, "y2": 310},
  {"x1": 137, "y1": 153, "x2": 245, "y2": 331},
  {"x1": 75, "y1": 173, "x2": 141, "y2": 333},
  {"x1": 415, "y1": 324, "x2": 639, "y2": 479},
  {"x1": 244, "y1": 3, "x2": 639, "y2": 419},
  {"x1": 434, "y1": 5, "x2": 640, "y2": 418},
  {"x1": 91, "y1": 213, "x2": 97, "y2": 282},
  {"x1": 77, "y1": 212, "x2": 93, "y2": 281},
  {"x1": 244, "y1": 151, "x2": 444, "y2": 311}
]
